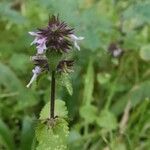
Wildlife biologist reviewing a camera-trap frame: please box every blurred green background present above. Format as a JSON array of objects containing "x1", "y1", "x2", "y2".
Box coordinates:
[{"x1": 0, "y1": 0, "x2": 150, "y2": 149}]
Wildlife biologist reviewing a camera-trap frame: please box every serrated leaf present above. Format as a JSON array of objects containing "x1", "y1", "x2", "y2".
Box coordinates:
[
  {"x1": 40, "y1": 100, "x2": 68, "y2": 120},
  {"x1": 36, "y1": 100, "x2": 69, "y2": 150},
  {"x1": 64, "y1": 76, "x2": 73, "y2": 96},
  {"x1": 80, "y1": 105, "x2": 97, "y2": 123},
  {"x1": 36, "y1": 118, "x2": 69, "y2": 150},
  {"x1": 58, "y1": 74, "x2": 73, "y2": 96},
  {"x1": 96, "y1": 110, "x2": 118, "y2": 131}
]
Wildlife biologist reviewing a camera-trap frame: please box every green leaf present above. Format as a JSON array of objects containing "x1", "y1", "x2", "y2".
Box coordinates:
[
  {"x1": 0, "y1": 119, "x2": 15, "y2": 150},
  {"x1": 36, "y1": 119, "x2": 69, "y2": 150},
  {"x1": 96, "y1": 110, "x2": 118, "y2": 131},
  {"x1": 83, "y1": 59, "x2": 94, "y2": 104},
  {"x1": 36, "y1": 100, "x2": 69, "y2": 150},
  {"x1": 140, "y1": 45, "x2": 150, "y2": 61},
  {"x1": 80, "y1": 105, "x2": 97, "y2": 123},
  {"x1": 58, "y1": 74, "x2": 73, "y2": 96},
  {"x1": 40, "y1": 100, "x2": 68, "y2": 120},
  {"x1": 20, "y1": 116, "x2": 35, "y2": 150}
]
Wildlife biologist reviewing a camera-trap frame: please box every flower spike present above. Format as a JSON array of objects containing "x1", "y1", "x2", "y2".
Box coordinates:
[{"x1": 27, "y1": 15, "x2": 84, "y2": 88}]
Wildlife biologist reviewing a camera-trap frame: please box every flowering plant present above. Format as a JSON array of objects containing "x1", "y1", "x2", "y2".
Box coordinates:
[{"x1": 27, "y1": 15, "x2": 84, "y2": 119}]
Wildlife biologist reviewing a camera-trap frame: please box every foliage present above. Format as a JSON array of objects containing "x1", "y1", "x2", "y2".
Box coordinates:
[
  {"x1": 0, "y1": 0, "x2": 150, "y2": 149},
  {"x1": 36, "y1": 100, "x2": 69, "y2": 150}
]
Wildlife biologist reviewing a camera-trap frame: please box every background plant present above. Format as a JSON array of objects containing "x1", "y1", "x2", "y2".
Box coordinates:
[{"x1": 0, "y1": 0, "x2": 150, "y2": 150}]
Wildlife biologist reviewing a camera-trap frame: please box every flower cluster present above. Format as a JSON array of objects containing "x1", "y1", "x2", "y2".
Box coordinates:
[{"x1": 27, "y1": 15, "x2": 84, "y2": 87}]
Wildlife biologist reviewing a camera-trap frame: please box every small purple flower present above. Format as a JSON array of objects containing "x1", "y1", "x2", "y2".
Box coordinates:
[
  {"x1": 26, "y1": 66, "x2": 41, "y2": 88},
  {"x1": 29, "y1": 15, "x2": 84, "y2": 53},
  {"x1": 29, "y1": 32, "x2": 47, "y2": 54},
  {"x1": 69, "y1": 34, "x2": 84, "y2": 51}
]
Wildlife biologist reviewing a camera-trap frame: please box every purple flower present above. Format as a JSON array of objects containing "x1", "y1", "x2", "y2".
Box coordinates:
[
  {"x1": 69, "y1": 34, "x2": 84, "y2": 51},
  {"x1": 29, "y1": 15, "x2": 84, "y2": 53},
  {"x1": 29, "y1": 32, "x2": 47, "y2": 54},
  {"x1": 27, "y1": 15, "x2": 84, "y2": 88},
  {"x1": 26, "y1": 66, "x2": 41, "y2": 88}
]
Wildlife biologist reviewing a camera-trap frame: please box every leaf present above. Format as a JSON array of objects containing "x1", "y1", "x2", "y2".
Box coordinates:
[
  {"x1": 96, "y1": 110, "x2": 118, "y2": 131},
  {"x1": 58, "y1": 74, "x2": 73, "y2": 96},
  {"x1": 40, "y1": 100, "x2": 68, "y2": 120},
  {"x1": 36, "y1": 119, "x2": 69, "y2": 150},
  {"x1": 36, "y1": 100, "x2": 69, "y2": 150},
  {"x1": 0, "y1": 119, "x2": 15, "y2": 150},
  {"x1": 83, "y1": 59, "x2": 94, "y2": 104},
  {"x1": 20, "y1": 116, "x2": 35, "y2": 150},
  {"x1": 140, "y1": 45, "x2": 150, "y2": 61},
  {"x1": 80, "y1": 105, "x2": 97, "y2": 123}
]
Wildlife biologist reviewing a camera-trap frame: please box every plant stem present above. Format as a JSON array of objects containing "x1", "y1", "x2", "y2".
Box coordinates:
[{"x1": 50, "y1": 70, "x2": 56, "y2": 119}]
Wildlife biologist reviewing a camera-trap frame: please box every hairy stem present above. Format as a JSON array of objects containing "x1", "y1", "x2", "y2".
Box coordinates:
[{"x1": 50, "y1": 70, "x2": 56, "y2": 119}]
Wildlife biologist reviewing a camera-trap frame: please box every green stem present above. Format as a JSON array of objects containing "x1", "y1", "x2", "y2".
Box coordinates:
[{"x1": 50, "y1": 71, "x2": 56, "y2": 119}]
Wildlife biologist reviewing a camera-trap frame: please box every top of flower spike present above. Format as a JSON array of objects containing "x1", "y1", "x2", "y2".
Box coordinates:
[
  {"x1": 27, "y1": 15, "x2": 84, "y2": 88},
  {"x1": 38, "y1": 15, "x2": 74, "y2": 52},
  {"x1": 29, "y1": 15, "x2": 84, "y2": 54}
]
